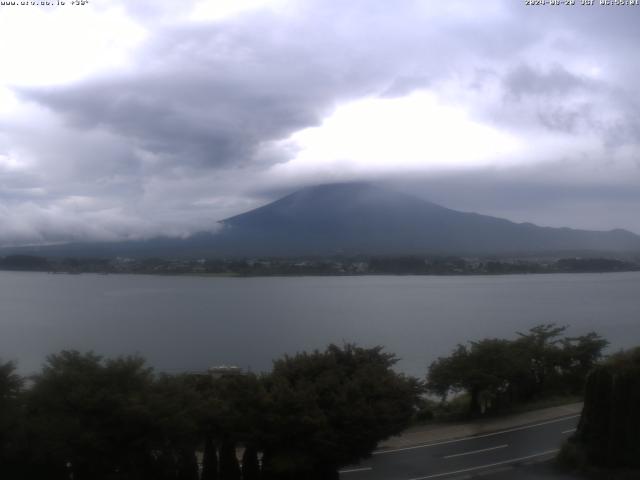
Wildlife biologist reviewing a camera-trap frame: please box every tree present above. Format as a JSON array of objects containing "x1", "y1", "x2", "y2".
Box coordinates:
[
  {"x1": 559, "y1": 332, "x2": 609, "y2": 392},
  {"x1": 0, "y1": 360, "x2": 24, "y2": 478},
  {"x1": 25, "y1": 351, "x2": 163, "y2": 479},
  {"x1": 201, "y1": 436, "x2": 219, "y2": 480},
  {"x1": 193, "y1": 371, "x2": 267, "y2": 479},
  {"x1": 427, "y1": 325, "x2": 609, "y2": 416},
  {"x1": 569, "y1": 347, "x2": 640, "y2": 469},
  {"x1": 219, "y1": 440, "x2": 241, "y2": 480},
  {"x1": 0, "y1": 254, "x2": 50, "y2": 271},
  {"x1": 177, "y1": 447, "x2": 199, "y2": 480},
  {"x1": 514, "y1": 324, "x2": 569, "y2": 397},
  {"x1": 261, "y1": 344, "x2": 422, "y2": 479},
  {"x1": 427, "y1": 339, "x2": 521, "y2": 415},
  {"x1": 0, "y1": 360, "x2": 21, "y2": 402},
  {"x1": 148, "y1": 373, "x2": 206, "y2": 479},
  {"x1": 241, "y1": 445, "x2": 260, "y2": 480}
]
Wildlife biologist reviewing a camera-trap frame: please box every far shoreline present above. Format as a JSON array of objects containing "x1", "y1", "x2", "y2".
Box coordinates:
[{"x1": 2, "y1": 268, "x2": 640, "y2": 279}]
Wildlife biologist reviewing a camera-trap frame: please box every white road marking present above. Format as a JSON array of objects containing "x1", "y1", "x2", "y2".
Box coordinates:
[
  {"x1": 373, "y1": 414, "x2": 580, "y2": 455},
  {"x1": 407, "y1": 449, "x2": 560, "y2": 480},
  {"x1": 562, "y1": 428, "x2": 577, "y2": 434},
  {"x1": 443, "y1": 444, "x2": 508, "y2": 459},
  {"x1": 339, "y1": 467, "x2": 373, "y2": 474}
]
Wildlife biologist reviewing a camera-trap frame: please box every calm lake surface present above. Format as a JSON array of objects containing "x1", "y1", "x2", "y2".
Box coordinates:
[{"x1": 1, "y1": 271, "x2": 639, "y2": 377}]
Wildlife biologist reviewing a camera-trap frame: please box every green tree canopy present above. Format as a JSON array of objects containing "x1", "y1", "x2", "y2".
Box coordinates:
[
  {"x1": 427, "y1": 339, "x2": 522, "y2": 415},
  {"x1": 262, "y1": 344, "x2": 423, "y2": 479},
  {"x1": 25, "y1": 351, "x2": 163, "y2": 480},
  {"x1": 0, "y1": 360, "x2": 24, "y2": 478},
  {"x1": 572, "y1": 346, "x2": 640, "y2": 469},
  {"x1": 427, "y1": 325, "x2": 608, "y2": 416},
  {"x1": 1, "y1": 344, "x2": 425, "y2": 480}
]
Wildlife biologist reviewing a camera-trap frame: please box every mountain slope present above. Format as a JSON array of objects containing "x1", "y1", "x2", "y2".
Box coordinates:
[
  {"x1": 4, "y1": 183, "x2": 640, "y2": 258},
  {"x1": 211, "y1": 182, "x2": 640, "y2": 256}
]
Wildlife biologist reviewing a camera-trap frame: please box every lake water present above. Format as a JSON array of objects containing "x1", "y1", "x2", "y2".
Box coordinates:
[{"x1": 1, "y1": 271, "x2": 639, "y2": 377}]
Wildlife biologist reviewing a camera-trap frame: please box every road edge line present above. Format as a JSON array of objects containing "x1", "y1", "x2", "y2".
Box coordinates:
[
  {"x1": 373, "y1": 414, "x2": 580, "y2": 455},
  {"x1": 407, "y1": 449, "x2": 559, "y2": 480}
]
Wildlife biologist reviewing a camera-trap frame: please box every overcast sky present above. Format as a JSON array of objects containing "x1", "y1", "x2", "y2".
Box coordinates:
[{"x1": 1, "y1": 0, "x2": 639, "y2": 245}]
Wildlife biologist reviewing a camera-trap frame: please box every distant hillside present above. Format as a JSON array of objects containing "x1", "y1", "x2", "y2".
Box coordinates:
[
  {"x1": 211, "y1": 183, "x2": 640, "y2": 256},
  {"x1": 3, "y1": 183, "x2": 640, "y2": 258}
]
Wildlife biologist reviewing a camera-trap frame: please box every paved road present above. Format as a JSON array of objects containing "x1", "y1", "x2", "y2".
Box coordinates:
[{"x1": 339, "y1": 415, "x2": 580, "y2": 480}]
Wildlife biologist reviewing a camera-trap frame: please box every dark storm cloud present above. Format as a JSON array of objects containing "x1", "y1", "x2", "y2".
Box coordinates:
[
  {"x1": 500, "y1": 65, "x2": 595, "y2": 134},
  {"x1": 504, "y1": 65, "x2": 590, "y2": 100},
  {"x1": 17, "y1": 14, "x2": 381, "y2": 170},
  {"x1": 16, "y1": 0, "x2": 528, "y2": 172},
  {"x1": 19, "y1": 73, "x2": 297, "y2": 170},
  {"x1": 496, "y1": 61, "x2": 640, "y2": 145},
  {"x1": 2, "y1": 0, "x2": 640, "y2": 244}
]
